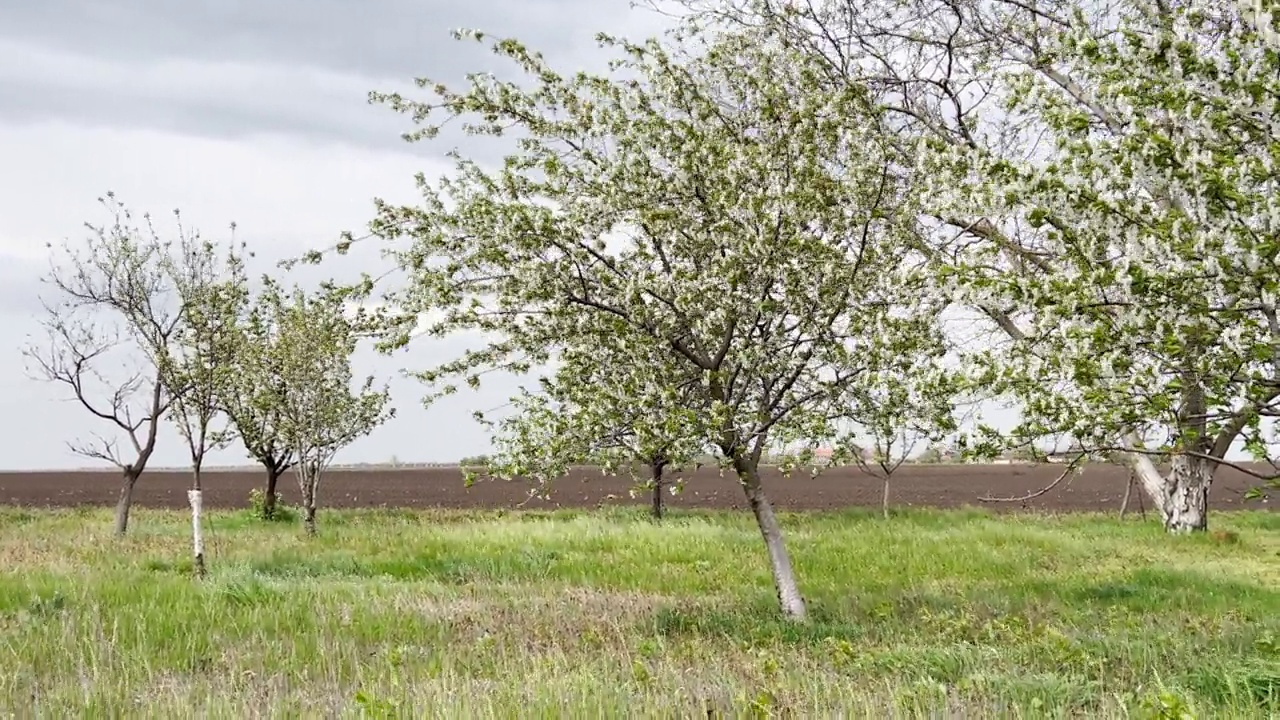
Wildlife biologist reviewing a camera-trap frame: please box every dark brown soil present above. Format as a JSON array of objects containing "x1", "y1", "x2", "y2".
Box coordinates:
[{"x1": 0, "y1": 463, "x2": 1272, "y2": 513}]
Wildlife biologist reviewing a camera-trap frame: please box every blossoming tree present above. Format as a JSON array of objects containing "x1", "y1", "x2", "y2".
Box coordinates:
[
  {"x1": 367, "y1": 27, "x2": 953, "y2": 619},
  {"x1": 669, "y1": 0, "x2": 1280, "y2": 531}
]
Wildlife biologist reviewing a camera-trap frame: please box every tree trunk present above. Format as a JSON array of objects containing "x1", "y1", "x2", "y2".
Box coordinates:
[
  {"x1": 1162, "y1": 454, "x2": 1212, "y2": 533},
  {"x1": 188, "y1": 489, "x2": 206, "y2": 578},
  {"x1": 297, "y1": 460, "x2": 319, "y2": 536},
  {"x1": 190, "y1": 465, "x2": 206, "y2": 577},
  {"x1": 262, "y1": 465, "x2": 281, "y2": 520},
  {"x1": 734, "y1": 457, "x2": 806, "y2": 621},
  {"x1": 882, "y1": 476, "x2": 891, "y2": 520},
  {"x1": 651, "y1": 462, "x2": 665, "y2": 520},
  {"x1": 1125, "y1": 449, "x2": 1170, "y2": 519},
  {"x1": 114, "y1": 471, "x2": 139, "y2": 537}
]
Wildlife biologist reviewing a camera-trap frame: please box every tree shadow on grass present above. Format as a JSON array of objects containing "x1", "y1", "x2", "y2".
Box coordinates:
[{"x1": 1063, "y1": 566, "x2": 1280, "y2": 617}]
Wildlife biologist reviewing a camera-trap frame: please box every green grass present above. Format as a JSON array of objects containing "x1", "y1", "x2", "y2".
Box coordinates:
[{"x1": 0, "y1": 506, "x2": 1277, "y2": 717}]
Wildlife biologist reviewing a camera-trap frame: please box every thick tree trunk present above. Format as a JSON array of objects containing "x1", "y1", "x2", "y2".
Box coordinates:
[
  {"x1": 1126, "y1": 451, "x2": 1214, "y2": 532},
  {"x1": 262, "y1": 466, "x2": 281, "y2": 520},
  {"x1": 1161, "y1": 455, "x2": 1212, "y2": 533},
  {"x1": 114, "y1": 471, "x2": 139, "y2": 537},
  {"x1": 304, "y1": 504, "x2": 317, "y2": 536},
  {"x1": 651, "y1": 462, "x2": 665, "y2": 520},
  {"x1": 188, "y1": 489, "x2": 206, "y2": 578},
  {"x1": 735, "y1": 458, "x2": 806, "y2": 621}
]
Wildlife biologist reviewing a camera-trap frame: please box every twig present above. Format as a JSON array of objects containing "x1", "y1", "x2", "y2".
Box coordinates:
[
  {"x1": 515, "y1": 476, "x2": 554, "y2": 509},
  {"x1": 978, "y1": 456, "x2": 1082, "y2": 503}
]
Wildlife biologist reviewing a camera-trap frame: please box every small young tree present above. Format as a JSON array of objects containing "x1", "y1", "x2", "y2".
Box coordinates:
[
  {"x1": 590, "y1": 440, "x2": 684, "y2": 521},
  {"x1": 163, "y1": 233, "x2": 248, "y2": 575},
  {"x1": 850, "y1": 431, "x2": 920, "y2": 521},
  {"x1": 482, "y1": 343, "x2": 707, "y2": 521},
  {"x1": 219, "y1": 293, "x2": 296, "y2": 520},
  {"x1": 23, "y1": 194, "x2": 192, "y2": 536},
  {"x1": 260, "y1": 280, "x2": 393, "y2": 535},
  {"x1": 836, "y1": 379, "x2": 953, "y2": 519},
  {"x1": 368, "y1": 28, "x2": 953, "y2": 620},
  {"x1": 916, "y1": 444, "x2": 945, "y2": 464}
]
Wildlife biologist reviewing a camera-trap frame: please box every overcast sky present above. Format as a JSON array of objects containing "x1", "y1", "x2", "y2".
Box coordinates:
[
  {"x1": 0, "y1": 0, "x2": 675, "y2": 470},
  {"x1": 7, "y1": 0, "x2": 1213, "y2": 473}
]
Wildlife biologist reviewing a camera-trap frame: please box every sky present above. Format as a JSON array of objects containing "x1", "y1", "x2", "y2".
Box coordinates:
[
  {"x1": 0, "y1": 0, "x2": 675, "y2": 470},
  {"x1": 6, "y1": 2, "x2": 1251, "y2": 473}
]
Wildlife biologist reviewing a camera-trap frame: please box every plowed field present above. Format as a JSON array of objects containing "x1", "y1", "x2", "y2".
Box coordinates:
[{"x1": 0, "y1": 463, "x2": 1272, "y2": 513}]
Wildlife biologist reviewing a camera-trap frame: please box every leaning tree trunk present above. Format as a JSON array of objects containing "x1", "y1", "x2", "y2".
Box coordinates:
[
  {"x1": 1161, "y1": 454, "x2": 1213, "y2": 533},
  {"x1": 114, "y1": 470, "x2": 140, "y2": 537},
  {"x1": 734, "y1": 457, "x2": 807, "y2": 621},
  {"x1": 882, "y1": 476, "x2": 891, "y2": 520}
]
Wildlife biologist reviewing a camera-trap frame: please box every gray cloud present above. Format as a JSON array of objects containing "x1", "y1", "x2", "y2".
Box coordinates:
[
  {"x1": 0, "y1": 0, "x2": 673, "y2": 151},
  {"x1": 0, "y1": 0, "x2": 672, "y2": 469},
  {"x1": 0, "y1": 0, "x2": 660, "y2": 80},
  {"x1": 0, "y1": 38, "x2": 440, "y2": 153}
]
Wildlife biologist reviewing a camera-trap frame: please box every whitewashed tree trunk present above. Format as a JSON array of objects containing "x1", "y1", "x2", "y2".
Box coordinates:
[
  {"x1": 187, "y1": 489, "x2": 206, "y2": 577},
  {"x1": 1161, "y1": 455, "x2": 1213, "y2": 533},
  {"x1": 735, "y1": 459, "x2": 806, "y2": 621},
  {"x1": 1125, "y1": 449, "x2": 1170, "y2": 515},
  {"x1": 1124, "y1": 451, "x2": 1214, "y2": 532}
]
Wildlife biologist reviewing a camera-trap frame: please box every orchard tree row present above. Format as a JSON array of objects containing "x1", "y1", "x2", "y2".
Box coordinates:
[
  {"x1": 348, "y1": 0, "x2": 1279, "y2": 620},
  {"x1": 22, "y1": 196, "x2": 393, "y2": 574},
  {"x1": 25, "y1": 0, "x2": 1280, "y2": 621}
]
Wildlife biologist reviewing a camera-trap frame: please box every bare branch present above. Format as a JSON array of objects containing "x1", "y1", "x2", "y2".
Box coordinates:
[{"x1": 978, "y1": 454, "x2": 1085, "y2": 503}]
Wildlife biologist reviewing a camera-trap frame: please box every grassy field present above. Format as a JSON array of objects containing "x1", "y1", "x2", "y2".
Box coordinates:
[{"x1": 0, "y1": 506, "x2": 1276, "y2": 718}]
